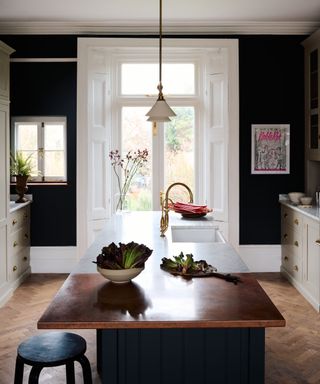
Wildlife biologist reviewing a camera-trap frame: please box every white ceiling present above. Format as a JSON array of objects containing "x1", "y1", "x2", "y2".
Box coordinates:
[{"x1": 0, "y1": 0, "x2": 320, "y2": 35}]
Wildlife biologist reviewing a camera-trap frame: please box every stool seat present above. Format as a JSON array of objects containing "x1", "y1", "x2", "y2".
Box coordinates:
[
  {"x1": 14, "y1": 332, "x2": 92, "y2": 384},
  {"x1": 18, "y1": 332, "x2": 86, "y2": 366}
]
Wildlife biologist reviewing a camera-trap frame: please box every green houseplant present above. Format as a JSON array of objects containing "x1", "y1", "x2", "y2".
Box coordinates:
[{"x1": 10, "y1": 151, "x2": 33, "y2": 203}]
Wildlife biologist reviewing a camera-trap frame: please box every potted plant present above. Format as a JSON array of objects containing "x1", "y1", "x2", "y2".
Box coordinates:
[
  {"x1": 93, "y1": 241, "x2": 153, "y2": 283},
  {"x1": 10, "y1": 151, "x2": 33, "y2": 203}
]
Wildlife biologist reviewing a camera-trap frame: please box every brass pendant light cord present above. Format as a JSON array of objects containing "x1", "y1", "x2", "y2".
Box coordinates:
[
  {"x1": 146, "y1": 0, "x2": 176, "y2": 121},
  {"x1": 159, "y1": 0, "x2": 162, "y2": 85}
]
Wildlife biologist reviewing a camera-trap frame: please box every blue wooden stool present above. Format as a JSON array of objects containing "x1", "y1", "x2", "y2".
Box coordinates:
[{"x1": 14, "y1": 332, "x2": 92, "y2": 384}]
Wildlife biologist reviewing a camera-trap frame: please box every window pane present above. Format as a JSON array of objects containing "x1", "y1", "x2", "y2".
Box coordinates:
[
  {"x1": 121, "y1": 63, "x2": 195, "y2": 95},
  {"x1": 44, "y1": 124, "x2": 65, "y2": 150},
  {"x1": 44, "y1": 151, "x2": 66, "y2": 178},
  {"x1": 16, "y1": 124, "x2": 38, "y2": 151},
  {"x1": 121, "y1": 107, "x2": 152, "y2": 211},
  {"x1": 164, "y1": 107, "x2": 195, "y2": 200}
]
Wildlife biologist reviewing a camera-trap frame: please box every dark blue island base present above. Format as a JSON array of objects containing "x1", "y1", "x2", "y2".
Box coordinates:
[{"x1": 97, "y1": 328, "x2": 265, "y2": 384}]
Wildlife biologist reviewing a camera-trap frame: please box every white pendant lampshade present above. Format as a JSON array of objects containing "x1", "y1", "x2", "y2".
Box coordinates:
[
  {"x1": 146, "y1": 0, "x2": 176, "y2": 123},
  {"x1": 146, "y1": 95, "x2": 175, "y2": 122}
]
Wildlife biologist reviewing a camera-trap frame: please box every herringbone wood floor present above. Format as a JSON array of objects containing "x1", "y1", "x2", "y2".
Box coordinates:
[{"x1": 0, "y1": 273, "x2": 319, "y2": 383}]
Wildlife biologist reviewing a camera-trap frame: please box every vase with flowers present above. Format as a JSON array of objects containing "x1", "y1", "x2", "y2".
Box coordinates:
[{"x1": 109, "y1": 148, "x2": 149, "y2": 211}]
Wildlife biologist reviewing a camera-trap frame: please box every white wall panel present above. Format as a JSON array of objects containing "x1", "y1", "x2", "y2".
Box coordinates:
[
  {"x1": 207, "y1": 70, "x2": 228, "y2": 223},
  {"x1": 0, "y1": 108, "x2": 7, "y2": 224},
  {"x1": 92, "y1": 141, "x2": 106, "y2": 219},
  {"x1": 210, "y1": 142, "x2": 224, "y2": 214}
]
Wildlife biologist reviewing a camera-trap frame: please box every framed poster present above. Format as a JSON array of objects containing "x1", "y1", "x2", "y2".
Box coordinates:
[{"x1": 251, "y1": 124, "x2": 290, "y2": 174}]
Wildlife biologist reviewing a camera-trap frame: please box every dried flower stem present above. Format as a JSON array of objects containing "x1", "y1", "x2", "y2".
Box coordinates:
[{"x1": 109, "y1": 149, "x2": 149, "y2": 210}]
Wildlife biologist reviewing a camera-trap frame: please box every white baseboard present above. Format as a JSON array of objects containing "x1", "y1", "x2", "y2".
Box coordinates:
[
  {"x1": 239, "y1": 245, "x2": 281, "y2": 272},
  {"x1": 0, "y1": 267, "x2": 31, "y2": 307},
  {"x1": 30, "y1": 246, "x2": 78, "y2": 273},
  {"x1": 0, "y1": 286, "x2": 13, "y2": 307},
  {"x1": 281, "y1": 267, "x2": 320, "y2": 312}
]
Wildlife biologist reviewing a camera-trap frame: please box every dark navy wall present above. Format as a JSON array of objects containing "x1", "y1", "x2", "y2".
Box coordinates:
[
  {"x1": 3, "y1": 35, "x2": 78, "y2": 246},
  {"x1": 239, "y1": 36, "x2": 305, "y2": 244},
  {"x1": 0, "y1": 34, "x2": 305, "y2": 246}
]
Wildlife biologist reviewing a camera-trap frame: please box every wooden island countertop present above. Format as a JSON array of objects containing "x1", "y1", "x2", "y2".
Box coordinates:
[
  {"x1": 37, "y1": 212, "x2": 285, "y2": 384},
  {"x1": 38, "y1": 211, "x2": 285, "y2": 329}
]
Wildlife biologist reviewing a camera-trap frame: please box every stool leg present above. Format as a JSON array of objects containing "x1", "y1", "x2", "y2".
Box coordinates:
[
  {"x1": 14, "y1": 355, "x2": 24, "y2": 384},
  {"x1": 66, "y1": 361, "x2": 75, "y2": 384},
  {"x1": 77, "y1": 355, "x2": 93, "y2": 384},
  {"x1": 28, "y1": 366, "x2": 43, "y2": 384}
]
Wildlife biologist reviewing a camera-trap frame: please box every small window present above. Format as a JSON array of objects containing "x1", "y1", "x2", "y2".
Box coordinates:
[{"x1": 11, "y1": 116, "x2": 67, "y2": 183}]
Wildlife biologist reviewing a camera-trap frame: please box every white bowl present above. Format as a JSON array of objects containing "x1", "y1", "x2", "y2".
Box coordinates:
[
  {"x1": 300, "y1": 196, "x2": 312, "y2": 205},
  {"x1": 288, "y1": 192, "x2": 305, "y2": 204},
  {"x1": 97, "y1": 266, "x2": 144, "y2": 283}
]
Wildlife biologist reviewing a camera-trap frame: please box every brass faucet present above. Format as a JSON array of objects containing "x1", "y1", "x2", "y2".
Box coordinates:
[{"x1": 160, "y1": 182, "x2": 194, "y2": 237}]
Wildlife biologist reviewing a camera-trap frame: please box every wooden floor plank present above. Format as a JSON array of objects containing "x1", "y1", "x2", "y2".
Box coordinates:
[{"x1": 0, "y1": 273, "x2": 319, "y2": 383}]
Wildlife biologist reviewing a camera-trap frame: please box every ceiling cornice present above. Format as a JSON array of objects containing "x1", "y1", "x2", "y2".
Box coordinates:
[{"x1": 0, "y1": 20, "x2": 319, "y2": 35}]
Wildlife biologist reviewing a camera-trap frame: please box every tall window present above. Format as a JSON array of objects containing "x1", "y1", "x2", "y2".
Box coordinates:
[
  {"x1": 118, "y1": 61, "x2": 198, "y2": 210},
  {"x1": 11, "y1": 116, "x2": 67, "y2": 182}
]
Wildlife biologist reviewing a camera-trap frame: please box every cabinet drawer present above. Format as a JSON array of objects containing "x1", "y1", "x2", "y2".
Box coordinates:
[
  {"x1": 9, "y1": 206, "x2": 30, "y2": 233},
  {"x1": 282, "y1": 206, "x2": 302, "y2": 231},
  {"x1": 8, "y1": 227, "x2": 30, "y2": 256},
  {"x1": 281, "y1": 248, "x2": 302, "y2": 282},
  {"x1": 8, "y1": 249, "x2": 30, "y2": 281},
  {"x1": 281, "y1": 228, "x2": 302, "y2": 256}
]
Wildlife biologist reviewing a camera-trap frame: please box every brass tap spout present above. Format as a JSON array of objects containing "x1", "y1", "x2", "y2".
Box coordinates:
[{"x1": 160, "y1": 182, "x2": 194, "y2": 237}]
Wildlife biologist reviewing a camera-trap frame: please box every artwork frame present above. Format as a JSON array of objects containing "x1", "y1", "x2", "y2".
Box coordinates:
[{"x1": 251, "y1": 124, "x2": 290, "y2": 175}]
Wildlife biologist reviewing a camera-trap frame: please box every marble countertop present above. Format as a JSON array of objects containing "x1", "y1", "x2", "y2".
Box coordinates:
[
  {"x1": 279, "y1": 200, "x2": 320, "y2": 222},
  {"x1": 9, "y1": 199, "x2": 32, "y2": 213},
  {"x1": 75, "y1": 211, "x2": 248, "y2": 274}
]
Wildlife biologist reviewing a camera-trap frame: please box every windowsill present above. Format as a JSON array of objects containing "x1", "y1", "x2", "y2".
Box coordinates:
[{"x1": 10, "y1": 182, "x2": 69, "y2": 186}]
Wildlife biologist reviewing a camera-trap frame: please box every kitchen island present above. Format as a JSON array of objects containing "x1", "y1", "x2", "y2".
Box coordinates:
[{"x1": 38, "y1": 212, "x2": 285, "y2": 384}]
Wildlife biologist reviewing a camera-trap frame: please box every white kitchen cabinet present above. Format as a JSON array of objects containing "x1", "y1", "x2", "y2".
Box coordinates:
[
  {"x1": 302, "y1": 216, "x2": 320, "y2": 304},
  {"x1": 303, "y1": 29, "x2": 320, "y2": 198},
  {"x1": 281, "y1": 206, "x2": 303, "y2": 283},
  {"x1": 7, "y1": 205, "x2": 31, "y2": 283},
  {"x1": 303, "y1": 29, "x2": 320, "y2": 161},
  {"x1": 281, "y1": 203, "x2": 320, "y2": 311},
  {"x1": 0, "y1": 41, "x2": 15, "y2": 306}
]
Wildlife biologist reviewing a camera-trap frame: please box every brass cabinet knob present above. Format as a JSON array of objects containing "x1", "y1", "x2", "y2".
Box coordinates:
[
  {"x1": 294, "y1": 219, "x2": 299, "y2": 225},
  {"x1": 12, "y1": 219, "x2": 17, "y2": 225},
  {"x1": 13, "y1": 241, "x2": 18, "y2": 247},
  {"x1": 294, "y1": 240, "x2": 299, "y2": 247},
  {"x1": 315, "y1": 240, "x2": 320, "y2": 246},
  {"x1": 284, "y1": 256, "x2": 289, "y2": 261},
  {"x1": 13, "y1": 265, "x2": 17, "y2": 272},
  {"x1": 293, "y1": 265, "x2": 299, "y2": 271},
  {"x1": 283, "y1": 234, "x2": 288, "y2": 239}
]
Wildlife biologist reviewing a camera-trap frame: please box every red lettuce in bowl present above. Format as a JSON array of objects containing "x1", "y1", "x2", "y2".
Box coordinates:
[{"x1": 93, "y1": 241, "x2": 153, "y2": 270}]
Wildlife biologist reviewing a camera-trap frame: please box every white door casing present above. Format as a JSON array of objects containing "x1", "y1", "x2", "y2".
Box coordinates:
[{"x1": 77, "y1": 38, "x2": 239, "y2": 257}]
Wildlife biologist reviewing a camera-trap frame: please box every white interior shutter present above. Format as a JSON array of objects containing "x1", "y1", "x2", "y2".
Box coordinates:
[{"x1": 87, "y1": 50, "x2": 112, "y2": 245}]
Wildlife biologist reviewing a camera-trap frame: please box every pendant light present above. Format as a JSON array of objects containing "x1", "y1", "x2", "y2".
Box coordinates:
[{"x1": 146, "y1": 0, "x2": 176, "y2": 123}]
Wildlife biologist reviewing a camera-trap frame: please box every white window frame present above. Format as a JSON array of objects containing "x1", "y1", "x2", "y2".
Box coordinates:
[
  {"x1": 113, "y1": 53, "x2": 202, "y2": 210},
  {"x1": 11, "y1": 116, "x2": 67, "y2": 182}
]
